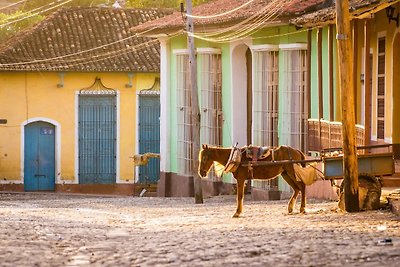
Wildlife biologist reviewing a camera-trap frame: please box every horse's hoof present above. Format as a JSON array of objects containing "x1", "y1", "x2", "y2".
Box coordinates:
[
  {"x1": 232, "y1": 213, "x2": 240, "y2": 218},
  {"x1": 300, "y1": 209, "x2": 306, "y2": 214}
]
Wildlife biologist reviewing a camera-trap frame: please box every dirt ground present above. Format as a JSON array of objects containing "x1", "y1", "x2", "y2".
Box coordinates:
[{"x1": 0, "y1": 193, "x2": 399, "y2": 267}]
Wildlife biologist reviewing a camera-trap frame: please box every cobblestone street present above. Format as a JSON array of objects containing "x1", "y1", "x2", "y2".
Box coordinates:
[{"x1": 0, "y1": 193, "x2": 399, "y2": 266}]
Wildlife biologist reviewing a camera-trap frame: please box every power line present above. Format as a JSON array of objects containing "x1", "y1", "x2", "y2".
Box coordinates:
[
  {"x1": 183, "y1": 0, "x2": 288, "y2": 38},
  {"x1": 193, "y1": 0, "x2": 287, "y2": 37},
  {"x1": 0, "y1": 0, "x2": 72, "y2": 28},
  {"x1": 0, "y1": 0, "x2": 27, "y2": 11},
  {"x1": 189, "y1": 0, "x2": 288, "y2": 43},
  {"x1": 185, "y1": 0, "x2": 256, "y2": 19},
  {"x1": 1, "y1": 0, "x2": 68, "y2": 23}
]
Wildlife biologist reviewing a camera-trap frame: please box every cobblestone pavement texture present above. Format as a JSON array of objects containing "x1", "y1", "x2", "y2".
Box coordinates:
[{"x1": 0, "y1": 193, "x2": 399, "y2": 267}]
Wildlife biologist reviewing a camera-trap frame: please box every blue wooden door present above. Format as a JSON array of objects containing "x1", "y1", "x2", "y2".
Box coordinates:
[
  {"x1": 79, "y1": 95, "x2": 116, "y2": 184},
  {"x1": 138, "y1": 95, "x2": 160, "y2": 183},
  {"x1": 24, "y1": 122, "x2": 55, "y2": 191}
]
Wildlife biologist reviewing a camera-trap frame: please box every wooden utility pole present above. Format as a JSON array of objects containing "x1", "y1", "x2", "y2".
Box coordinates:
[
  {"x1": 336, "y1": 0, "x2": 359, "y2": 212},
  {"x1": 186, "y1": 0, "x2": 203, "y2": 204}
]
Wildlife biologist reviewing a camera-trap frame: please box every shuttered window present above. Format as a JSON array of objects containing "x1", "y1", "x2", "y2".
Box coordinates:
[
  {"x1": 199, "y1": 50, "x2": 223, "y2": 180},
  {"x1": 252, "y1": 46, "x2": 279, "y2": 147},
  {"x1": 280, "y1": 45, "x2": 308, "y2": 151},
  {"x1": 377, "y1": 37, "x2": 385, "y2": 140},
  {"x1": 176, "y1": 52, "x2": 193, "y2": 176},
  {"x1": 176, "y1": 49, "x2": 223, "y2": 177},
  {"x1": 199, "y1": 50, "x2": 222, "y2": 148},
  {"x1": 251, "y1": 45, "x2": 279, "y2": 190}
]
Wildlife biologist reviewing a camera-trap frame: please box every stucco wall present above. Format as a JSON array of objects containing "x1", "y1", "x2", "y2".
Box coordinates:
[{"x1": 0, "y1": 72, "x2": 158, "y2": 184}]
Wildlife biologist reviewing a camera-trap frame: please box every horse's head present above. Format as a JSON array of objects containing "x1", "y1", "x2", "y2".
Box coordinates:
[{"x1": 198, "y1": 144, "x2": 214, "y2": 177}]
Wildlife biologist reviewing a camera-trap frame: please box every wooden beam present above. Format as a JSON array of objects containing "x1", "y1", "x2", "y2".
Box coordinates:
[
  {"x1": 328, "y1": 24, "x2": 334, "y2": 121},
  {"x1": 336, "y1": 0, "x2": 360, "y2": 212},
  {"x1": 307, "y1": 29, "x2": 313, "y2": 151},
  {"x1": 352, "y1": 19, "x2": 358, "y2": 122},
  {"x1": 318, "y1": 28, "x2": 323, "y2": 120},
  {"x1": 186, "y1": 0, "x2": 203, "y2": 204},
  {"x1": 364, "y1": 19, "x2": 371, "y2": 146}
]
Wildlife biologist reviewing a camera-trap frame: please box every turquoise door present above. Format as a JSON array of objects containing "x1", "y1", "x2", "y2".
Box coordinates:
[
  {"x1": 24, "y1": 121, "x2": 55, "y2": 191},
  {"x1": 79, "y1": 95, "x2": 116, "y2": 184},
  {"x1": 138, "y1": 95, "x2": 160, "y2": 183}
]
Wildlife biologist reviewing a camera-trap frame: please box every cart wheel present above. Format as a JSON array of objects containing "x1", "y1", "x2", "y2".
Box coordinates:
[{"x1": 338, "y1": 175, "x2": 382, "y2": 211}]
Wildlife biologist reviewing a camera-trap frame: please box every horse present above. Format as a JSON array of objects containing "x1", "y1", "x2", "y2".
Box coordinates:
[{"x1": 198, "y1": 144, "x2": 307, "y2": 217}]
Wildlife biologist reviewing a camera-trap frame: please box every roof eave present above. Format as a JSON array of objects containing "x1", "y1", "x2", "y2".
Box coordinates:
[{"x1": 292, "y1": 0, "x2": 400, "y2": 29}]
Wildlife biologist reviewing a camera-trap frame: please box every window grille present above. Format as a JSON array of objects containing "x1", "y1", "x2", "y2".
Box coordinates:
[
  {"x1": 252, "y1": 49, "x2": 279, "y2": 147},
  {"x1": 78, "y1": 78, "x2": 117, "y2": 184},
  {"x1": 280, "y1": 48, "x2": 308, "y2": 152},
  {"x1": 199, "y1": 52, "x2": 222, "y2": 181},
  {"x1": 176, "y1": 53, "x2": 193, "y2": 176},
  {"x1": 252, "y1": 47, "x2": 279, "y2": 190}
]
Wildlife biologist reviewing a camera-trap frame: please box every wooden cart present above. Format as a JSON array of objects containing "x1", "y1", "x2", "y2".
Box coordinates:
[{"x1": 322, "y1": 145, "x2": 395, "y2": 179}]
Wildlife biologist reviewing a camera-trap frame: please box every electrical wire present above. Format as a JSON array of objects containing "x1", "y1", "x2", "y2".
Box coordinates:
[
  {"x1": 189, "y1": 0, "x2": 288, "y2": 43},
  {"x1": 191, "y1": 0, "x2": 288, "y2": 39},
  {"x1": 185, "y1": 0, "x2": 256, "y2": 19},
  {"x1": 1, "y1": 0, "x2": 68, "y2": 23},
  {"x1": 0, "y1": 0, "x2": 27, "y2": 11},
  {"x1": 195, "y1": 3, "x2": 274, "y2": 37},
  {"x1": 0, "y1": 0, "x2": 72, "y2": 28}
]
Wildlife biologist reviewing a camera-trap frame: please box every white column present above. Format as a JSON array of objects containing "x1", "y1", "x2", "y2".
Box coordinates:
[{"x1": 160, "y1": 38, "x2": 170, "y2": 172}]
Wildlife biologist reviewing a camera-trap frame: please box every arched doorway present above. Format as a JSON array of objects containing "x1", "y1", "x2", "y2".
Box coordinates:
[
  {"x1": 231, "y1": 43, "x2": 252, "y2": 146},
  {"x1": 24, "y1": 121, "x2": 56, "y2": 191},
  {"x1": 392, "y1": 32, "x2": 400, "y2": 143}
]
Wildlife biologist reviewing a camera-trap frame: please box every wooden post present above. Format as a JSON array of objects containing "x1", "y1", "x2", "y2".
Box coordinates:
[
  {"x1": 186, "y1": 0, "x2": 203, "y2": 204},
  {"x1": 336, "y1": 0, "x2": 359, "y2": 212}
]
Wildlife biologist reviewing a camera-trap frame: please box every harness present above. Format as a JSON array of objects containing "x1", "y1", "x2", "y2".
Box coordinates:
[
  {"x1": 245, "y1": 145, "x2": 292, "y2": 180},
  {"x1": 224, "y1": 143, "x2": 242, "y2": 173}
]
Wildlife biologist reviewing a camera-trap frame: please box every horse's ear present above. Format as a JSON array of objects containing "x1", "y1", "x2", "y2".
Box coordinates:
[{"x1": 202, "y1": 144, "x2": 208, "y2": 149}]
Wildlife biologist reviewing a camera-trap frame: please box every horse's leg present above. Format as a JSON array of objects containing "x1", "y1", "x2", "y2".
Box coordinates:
[
  {"x1": 298, "y1": 182, "x2": 306, "y2": 213},
  {"x1": 285, "y1": 163, "x2": 307, "y2": 213},
  {"x1": 282, "y1": 174, "x2": 300, "y2": 214},
  {"x1": 233, "y1": 178, "x2": 245, "y2": 218}
]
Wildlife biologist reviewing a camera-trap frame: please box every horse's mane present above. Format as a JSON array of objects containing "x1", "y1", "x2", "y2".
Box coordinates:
[{"x1": 213, "y1": 162, "x2": 225, "y2": 177}]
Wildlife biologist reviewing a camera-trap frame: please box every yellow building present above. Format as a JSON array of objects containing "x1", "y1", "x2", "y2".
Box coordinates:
[{"x1": 0, "y1": 7, "x2": 171, "y2": 194}]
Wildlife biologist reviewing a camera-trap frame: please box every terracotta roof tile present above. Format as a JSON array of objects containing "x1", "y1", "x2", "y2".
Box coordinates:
[
  {"x1": 291, "y1": 0, "x2": 398, "y2": 27},
  {"x1": 0, "y1": 7, "x2": 173, "y2": 72},
  {"x1": 132, "y1": 0, "x2": 325, "y2": 35}
]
